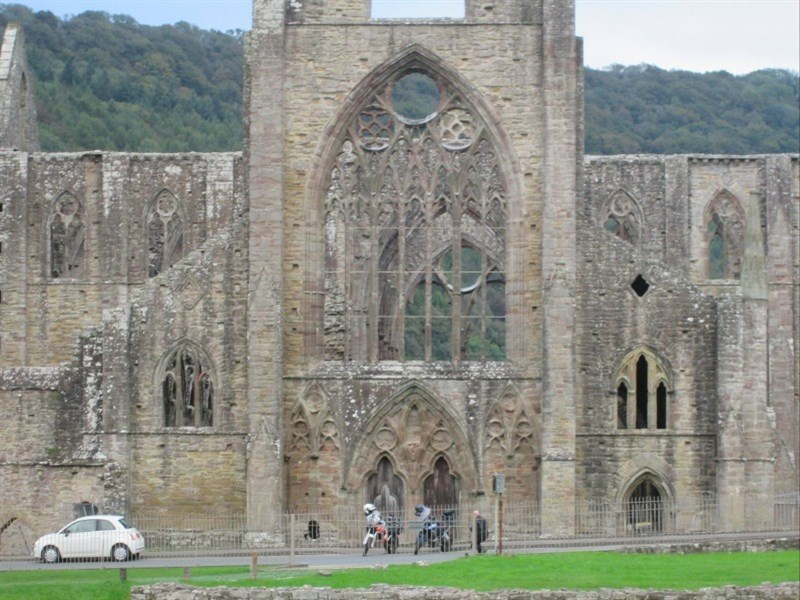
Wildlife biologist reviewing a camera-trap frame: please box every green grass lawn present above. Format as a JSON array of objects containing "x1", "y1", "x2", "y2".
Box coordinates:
[{"x1": 0, "y1": 550, "x2": 797, "y2": 600}]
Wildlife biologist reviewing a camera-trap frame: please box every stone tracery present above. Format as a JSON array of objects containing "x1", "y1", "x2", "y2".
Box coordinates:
[
  {"x1": 704, "y1": 190, "x2": 744, "y2": 280},
  {"x1": 48, "y1": 191, "x2": 85, "y2": 279},
  {"x1": 322, "y1": 69, "x2": 508, "y2": 362}
]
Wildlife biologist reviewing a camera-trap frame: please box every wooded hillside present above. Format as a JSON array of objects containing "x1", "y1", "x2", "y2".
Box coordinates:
[{"x1": 1, "y1": 4, "x2": 798, "y2": 154}]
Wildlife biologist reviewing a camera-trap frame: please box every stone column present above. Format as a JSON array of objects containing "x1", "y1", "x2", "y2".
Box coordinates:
[
  {"x1": 539, "y1": 0, "x2": 580, "y2": 535},
  {"x1": 740, "y1": 191, "x2": 774, "y2": 529},
  {"x1": 245, "y1": 0, "x2": 287, "y2": 533}
]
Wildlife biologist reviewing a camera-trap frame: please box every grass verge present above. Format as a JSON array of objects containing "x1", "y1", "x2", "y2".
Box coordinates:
[{"x1": 0, "y1": 550, "x2": 797, "y2": 600}]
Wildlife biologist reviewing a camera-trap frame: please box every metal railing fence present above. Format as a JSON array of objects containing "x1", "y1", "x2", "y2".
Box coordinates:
[{"x1": 2, "y1": 494, "x2": 797, "y2": 562}]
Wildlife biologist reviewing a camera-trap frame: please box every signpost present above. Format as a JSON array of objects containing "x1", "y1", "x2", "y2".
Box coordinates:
[{"x1": 492, "y1": 474, "x2": 505, "y2": 555}]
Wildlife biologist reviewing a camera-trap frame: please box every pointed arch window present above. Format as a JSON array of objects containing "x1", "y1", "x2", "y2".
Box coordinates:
[
  {"x1": 602, "y1": 190, "x2": 642, "y2": 246},
  {"x1": 323, "y1": 68, "x2": 508, "y2": 362},
  {"x1": 161, "y1": 342, "x2": 214, "y2": 427},
  {"x1": 146, "y1": 190, "x2": 184, "y2": 277},
  {"x1": 48, "y1": 192, "x2": 85, "y2": 279},
  {"x1": 705, "y1": 191, "x2": 744, "y2": 280},
  {"x1": 366, "y1": 456, "x2": 405, "y2": 516},
  {"x1": 423, "y1": 456, "x2": 459, "y2": 508},
  {"x1": 613, "y1": 349, "x2": 670, "y2": 430}
]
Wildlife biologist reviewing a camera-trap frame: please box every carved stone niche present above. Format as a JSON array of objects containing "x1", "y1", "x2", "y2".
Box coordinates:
[{"x1": 287, "y1": 387, "x2": 339, "y2": 461}]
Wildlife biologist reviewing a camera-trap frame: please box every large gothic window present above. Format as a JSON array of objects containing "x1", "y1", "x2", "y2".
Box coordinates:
[
  {"x1": 705, "y1": 191, "x2": 744, "y2": 280},
  {"x1": 613, "y1": 349, "x2": 670, "y2": 430},
  {"x1": 161, "y1": 343, "x2": 214, "y2": 427},
  {"x1": 147, "y1": 189, "x2": 184, "y2": 277},
  {"x1": 49, "y1": 192, "x2": 85, "y2": 279},
  {"x1": 323, "y1": 70, "x2": 507, "y2": 362}
]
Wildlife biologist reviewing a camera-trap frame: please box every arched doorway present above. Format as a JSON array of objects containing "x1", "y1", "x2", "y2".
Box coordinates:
[
  {"x1": 625, "y1": 477, "x2": 664, "y2": 534},
  {"x1": 423, "y1": 456, "x2": 459, "y2": 509}
]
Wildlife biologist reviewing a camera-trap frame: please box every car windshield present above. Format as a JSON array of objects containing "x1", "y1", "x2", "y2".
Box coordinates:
[{"x1": 117, "y1": 518, "x2": 131, "y2": 529}]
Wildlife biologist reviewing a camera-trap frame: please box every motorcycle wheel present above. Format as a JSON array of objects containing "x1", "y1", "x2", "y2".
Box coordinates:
[
  {"x1": 413, "y1": 535, "x2": 422, "y2": 555},
  {"x1": 387, "y1": 536, "x2": 397, "y2": 554},
  {"x1": 363, "y1": 540, "x2": 371, "y2": 556},
  {"x1": 440, "y1": 536, "x2": 451, "y2": 552}
]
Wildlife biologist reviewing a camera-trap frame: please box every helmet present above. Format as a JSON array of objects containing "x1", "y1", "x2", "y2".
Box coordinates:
[
  {"x1": 414, "y1": 504, "x2": 425, "y2": 516},
  {"x1": 363, "y1": 503, "x2": 376, "y2": 515}
]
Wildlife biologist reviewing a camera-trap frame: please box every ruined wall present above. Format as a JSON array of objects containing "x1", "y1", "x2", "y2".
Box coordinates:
[
  {"x1": 579, "y1": 154, "x2": 799, "y2": 521},
  {"x1": 0, "y1": 151, "x2": 241, "y2": 366},
  {"x1": 0, "y1": 24, "x2": 39, "y2": 152},
  {"x1": 0, "y1": 363, "x2": 110, "y2": 554},
  {"x1": 578, "y1": 158, "x2": 719, "y2": 503},
  {"x1": 245, "y1": 0, "x2": 580, "y2": 526}
]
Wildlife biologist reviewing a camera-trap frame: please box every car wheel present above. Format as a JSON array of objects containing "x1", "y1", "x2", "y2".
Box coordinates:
[
  {"x1": 41, "y1": 546, "x2": 60, "y2": 564},
  {"x1": 111, "y1": 544, "x2": 130, "y2": 562}
]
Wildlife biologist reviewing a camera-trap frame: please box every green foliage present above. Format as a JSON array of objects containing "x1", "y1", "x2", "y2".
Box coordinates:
[
  {"x1": 0, "y1": 5, "x2": 797, "y2": 154},
  {"x1": 585, "y1": 64, "x2": 800, "y2": 154},
  {"x1": 0, "y1": 551, "x2": 797, "y2": 598},
  {"x1": 0, "y1": 3, "x2": 243, "y2": 152}
]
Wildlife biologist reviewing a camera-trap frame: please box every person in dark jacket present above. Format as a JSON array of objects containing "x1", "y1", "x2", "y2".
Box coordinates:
[{"x1": 473, "y1": 510, "x2": 488, "y2": 553}]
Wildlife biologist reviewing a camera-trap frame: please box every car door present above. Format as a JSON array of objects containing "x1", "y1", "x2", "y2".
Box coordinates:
[{"x1": 60, "y1": 519, "x2": 96, "y2": 558}]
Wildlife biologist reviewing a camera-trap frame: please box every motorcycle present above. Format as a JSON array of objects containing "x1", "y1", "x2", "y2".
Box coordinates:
[
  {"x1": 413, "y1": 505, "x2": 455, "y2": 554},
  {"x1": 381, "y1": 514, "x2": 403, "y2": 554},
  {"x1": 363, "y1": 519, "x2": 387, "y2": 556}
]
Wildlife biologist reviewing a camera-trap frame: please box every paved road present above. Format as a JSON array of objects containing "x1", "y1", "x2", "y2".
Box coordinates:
[{"x1": 1, "y1": 530, "x2": 795, "y2": 572}]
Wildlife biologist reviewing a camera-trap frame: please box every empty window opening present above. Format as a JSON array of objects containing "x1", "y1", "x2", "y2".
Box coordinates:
[
  {"x1": 162, "y1": 344, "x2": 214, "y2": 427},
  {"x1": 626, "y1": 478, "x2": 663, "y2": 534},
  {"x1": 391, "y1": 72, "x2": 440, "y2": 121},
  {"x1": 635, "y1": 355, "x2": 648, "y2": 429},
  {"x1": 631, "y1": 274, "x2": 650, "y2": 297},
  {"x1": 372, "y1": 0, "x2": 464, "y2": 20},
  {"x1": 323, "y1": 69, "x2": 508, "y2": 363},
  {"x1": 613, "y1": 349, "x2": 671, "y2": 432},
  {"x1": 616, "y1": 383, "x2": 628, "y2": 429},
  {"x1": 656, "y1": 382, "x2": 667, "y2": 429}
]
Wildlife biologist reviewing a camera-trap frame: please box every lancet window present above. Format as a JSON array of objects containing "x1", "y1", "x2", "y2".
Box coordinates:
[
  {"x1": 613, "y1": 349, "x2": 670, "y2": 430},
  {"x1": 705, "y1": 191, "x2": 744, "y2": 280},
  {"x1": 323, "y1": 71, "x2": 507, "y2": 362},
  {"x1": 146, "y1": 189, "x2": 184, "y2": 277},
  {"x1": 49, "y1": 192, "x2": 85, "y2": 279},
  {"x1": 161, "y1": 342, "x2": 214, "y2": 427},
  {"x1": 602, "y1": 189, "x2": 642, "y2": 246}
]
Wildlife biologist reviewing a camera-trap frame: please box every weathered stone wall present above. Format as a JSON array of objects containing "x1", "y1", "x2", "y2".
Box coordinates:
[
  {"x1": 575, "y1": 183, "x2": 718, "y2": 504},
  {"x1": 131, "y1": 582, "x2": 800, "y2": 600},
  {"x1": 13, "y1": 152, "x2": 242, "y2": 366},
  {"x1": 0, "y1": 24, "x2": 39, "y2": 152},
  {"x1": 108, "y1": 223, "x2": 250, "y2": 515},
  {"x1": 579, "y1": 154, "x2": 799, "y2": 522}
]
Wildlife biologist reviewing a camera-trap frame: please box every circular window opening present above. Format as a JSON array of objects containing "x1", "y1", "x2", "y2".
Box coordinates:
[{"x1": 391, "y1": 72, "x2": 440, "y2": 121}]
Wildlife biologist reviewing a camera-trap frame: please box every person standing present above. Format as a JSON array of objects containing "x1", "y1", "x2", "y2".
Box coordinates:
[{"x1": 473, "y1": 510, "x2": 488, "y2": 553}]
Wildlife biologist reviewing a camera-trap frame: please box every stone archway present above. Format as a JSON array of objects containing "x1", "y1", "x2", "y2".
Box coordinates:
[
  {"x1": 347, "y1": 385, "x2": 476, "y2": 512},
  {"x1": 622, "y1": 474, "x2": 670, "y2": 534}
]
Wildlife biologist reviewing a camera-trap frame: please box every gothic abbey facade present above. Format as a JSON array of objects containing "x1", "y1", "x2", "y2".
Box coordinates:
[{"x1": 0, "y1": 1, "x2": 797, "y2": 543}]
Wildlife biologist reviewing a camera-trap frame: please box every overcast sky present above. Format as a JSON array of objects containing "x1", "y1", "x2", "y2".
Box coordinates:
[{"x1": 6, "y1": 0, "x2": 800, "y2": 74}]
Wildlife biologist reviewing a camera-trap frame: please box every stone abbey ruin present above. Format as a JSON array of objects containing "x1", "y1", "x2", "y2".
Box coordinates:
[{"x1": 0, "y1": 0, "x2": 797, "y2": 544}]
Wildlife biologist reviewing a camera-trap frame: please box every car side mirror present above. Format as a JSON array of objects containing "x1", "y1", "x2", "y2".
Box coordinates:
[{"x1": 62, "y1": 531, "x2": 69, "y2": 537}]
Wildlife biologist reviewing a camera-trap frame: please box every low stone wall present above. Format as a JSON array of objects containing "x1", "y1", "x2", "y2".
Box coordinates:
[
  {"x1": 621, "y1": 536, "x2": 799, "y2": 553},
  {"x1": 132, "y1": 583, "x2": 800, "y2": 600}
]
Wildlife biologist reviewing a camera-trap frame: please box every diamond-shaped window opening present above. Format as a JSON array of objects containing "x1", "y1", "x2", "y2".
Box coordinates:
[{"x1": 631, "y1": 274, "x2": 650, "y2": 298}]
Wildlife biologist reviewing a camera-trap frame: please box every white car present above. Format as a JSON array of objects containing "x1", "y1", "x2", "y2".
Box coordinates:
[{"x1": 33, "y1": 515, "x2": 145, "y2": 563}]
